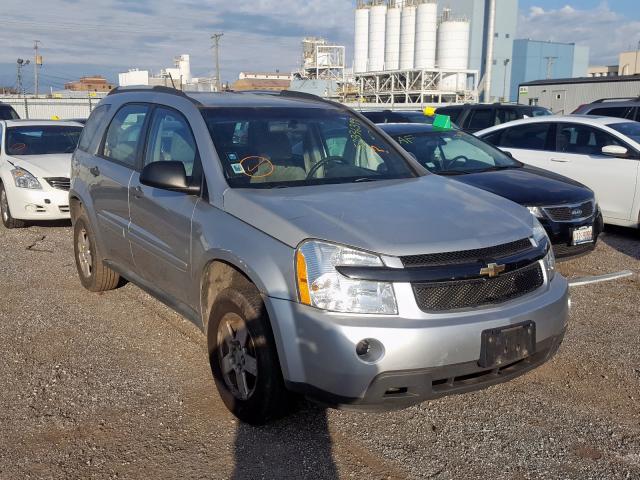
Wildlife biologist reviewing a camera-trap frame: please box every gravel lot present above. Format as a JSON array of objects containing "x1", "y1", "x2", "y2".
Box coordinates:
[{"x1": 0, "y1": 222, "x2": 638, "y2": 479}]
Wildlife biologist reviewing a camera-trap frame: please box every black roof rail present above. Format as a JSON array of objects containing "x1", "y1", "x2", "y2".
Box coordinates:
[
  {"x1": 591, "y1": 96, "x2": 640, "y2": 103},
  {"x1": 107, "y1": 85, "x2": 189, "y2": 97}
]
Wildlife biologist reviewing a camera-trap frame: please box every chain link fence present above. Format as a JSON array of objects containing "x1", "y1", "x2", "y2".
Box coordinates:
[{"x1": 0, "y1": 97, "x2": 103, "y2": 120}]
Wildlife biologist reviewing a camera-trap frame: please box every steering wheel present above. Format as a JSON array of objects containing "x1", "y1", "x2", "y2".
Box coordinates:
[
  {"x1": 443, "y1": 155, "x2": 470, "y2": 170},
  {"x1": 306, "y1": 156, "x2": 347, "y2": 179}
]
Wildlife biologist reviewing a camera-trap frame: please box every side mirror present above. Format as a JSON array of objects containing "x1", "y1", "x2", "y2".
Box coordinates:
[
  {"x1": 601, "y1": 145, "x2": 628, "y2": 157},
  {"x1": 502, "y1": 150, "x2": 514, "y2": 158},
  {"x1": 140, "y1": 161, "x2": 200, "y2": 194}
]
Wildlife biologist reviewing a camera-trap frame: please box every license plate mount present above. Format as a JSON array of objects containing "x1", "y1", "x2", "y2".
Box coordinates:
[
  {"x1": 572, "y1": 225, "x2": 593, "y2": 246},
  {"x1": 479, "y1": 321, "x2": 536, "y2": 369}
]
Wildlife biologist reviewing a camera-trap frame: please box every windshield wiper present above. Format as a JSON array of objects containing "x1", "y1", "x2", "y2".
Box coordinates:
[
  {"x1": 353, "y1": 177, "x2": 378, "y2": 183},
  {"x1": 437, "y1": 170, "x2": 474, "y2": 175}
]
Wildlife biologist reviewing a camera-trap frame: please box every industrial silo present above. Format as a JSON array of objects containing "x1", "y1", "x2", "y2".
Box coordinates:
[
  {"x1": 354, "y1": 5, "x2": 370, "y2": 73},
  {"x1": 368, "y1": 3, "x2": 387, "y2": 71},
  {"x1": 399, "y1": 4, "x2": 417, "y2": 70},
  {"x1": 414, "y1": 0, "x2": 437, "y2": 70},
  {"x1": 384, "y1": 4, "x2": 401, "y2": 70},
  {"x1": 437, "y1": 12, "x2": 470, "y2": 90}
]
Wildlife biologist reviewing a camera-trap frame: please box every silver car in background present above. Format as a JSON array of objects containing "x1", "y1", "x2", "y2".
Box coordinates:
[{"x1": 69, "y1": 87, "x2": 568, "y2": 424}]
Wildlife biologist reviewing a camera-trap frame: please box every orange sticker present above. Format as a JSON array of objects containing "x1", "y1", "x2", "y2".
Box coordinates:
[
  {"x1": 371, "y1": 145, "x2": 386, "y2": 153},
  {"x1": 240, "y1": 156, "x2": 275, "y2": 178}
]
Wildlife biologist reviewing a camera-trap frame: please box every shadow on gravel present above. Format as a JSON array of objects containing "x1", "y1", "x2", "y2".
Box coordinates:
[
  {"x1": 601, "y1": 225, "x2": 640, "y2": 261},
  {"x1": 22, "y1": 219, "x2": 72, "y2": 229},
  {"x1": 231, "y1": 402, "x2": 338, "y2": 479}
]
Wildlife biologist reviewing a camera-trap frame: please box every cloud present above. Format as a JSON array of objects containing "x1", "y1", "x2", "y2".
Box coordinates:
[{"x1": 518, "y1": 2, "x2": 640, "y2": 65}]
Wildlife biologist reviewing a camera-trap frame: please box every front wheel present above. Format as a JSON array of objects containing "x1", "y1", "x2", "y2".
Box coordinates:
[
  {"x1": 208, "y1": 287, "x2": 292, "y2": 424},
  {"x1": 0, "y1": 183, "x2": 25, "y2": 229},
  {"x1": 73, "y1": 215, "x2": 120, "y2": 292}
]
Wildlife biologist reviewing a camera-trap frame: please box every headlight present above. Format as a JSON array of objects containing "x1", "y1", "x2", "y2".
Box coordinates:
[
  {"x1": 295, "y1": 240, "x2": 397, "y2": 314},
  {"x1": 11, "y1": 168, "x2": 42, "y2": 189},
  {"x1": 532, "y1": 217, "x2": 555, "y2": 280},
  {"x1": 526, "y1": 206, "x2": 544, "y2": 218}
]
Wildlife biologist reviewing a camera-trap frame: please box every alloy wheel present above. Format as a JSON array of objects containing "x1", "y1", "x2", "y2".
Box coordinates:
[
  {"x1": 77, "y1": 227, "x2": 93, "y2": 278},
  {"x1": 217, "y1": 312, "x2": 258, "y2": 401},
  {"x1": 1, "y1": 189, "x2": 9, "y2": 223}
]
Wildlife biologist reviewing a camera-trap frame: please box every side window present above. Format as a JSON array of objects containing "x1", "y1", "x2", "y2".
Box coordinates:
[
  {"x1": 556, "y1": 123, "x2": 623, "y2": 156},
  {"x1": 78, "y1": 104, "x2": 111, "y2": 153},
  {"x1": 501, "y1": 123, "x2": 552, "y2": 151},
  {"x1": 589, "y1": 106, "x2": 634, "y2": 120},
  {"x1": 102, "y1": 104, "x2": 149, "y2": 167},
  {"x1": 480, "y1": 130, "x2": 504, "y2": 147},
  {"x1": 144, "y1": 107, "x2": 197, "y2": 176},
  {"x1": 495, "y1": 108, "x2": 519, "y2": 125},
  {"x1": 466, "y1": 109, "x2": 495, "y2": 130},
  {"x1": 436, "y1": 108, "x2": 462, "y2": 123}
]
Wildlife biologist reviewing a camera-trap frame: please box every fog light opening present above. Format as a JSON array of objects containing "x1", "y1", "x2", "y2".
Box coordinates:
[{"x1": 355, "y1": 338, "x2": 384, "y2": 364}]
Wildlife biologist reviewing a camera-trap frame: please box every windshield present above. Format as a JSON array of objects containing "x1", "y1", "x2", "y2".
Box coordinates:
[
  {"x1": 0, "y1": 106, "x2": 19, "y2": 120},
  {"x1": 390, "y1": 130, "x2": 521, "y2": 174},
  {"x1": 6, "y1": 126, "x2": 83, "y2": 155},
  {"x1": 608, "y1": 122, "x2": 640, "y2": 143},
  {"x1": 531, "y1": 107, "x2": 552, "y2": 117},
  {"x1": 201, "y1": 107, "x2": 417, "y2": 188}
]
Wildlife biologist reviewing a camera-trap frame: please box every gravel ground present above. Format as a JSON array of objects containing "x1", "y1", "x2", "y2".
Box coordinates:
[{"x1": 0, "y1": 222, "x2": 638, "y2": 479}]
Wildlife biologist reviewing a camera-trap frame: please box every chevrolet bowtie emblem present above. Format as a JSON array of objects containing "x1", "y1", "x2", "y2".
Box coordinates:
[{"x1": 480, "y1": 262, "x2": 506, "y2": 278}]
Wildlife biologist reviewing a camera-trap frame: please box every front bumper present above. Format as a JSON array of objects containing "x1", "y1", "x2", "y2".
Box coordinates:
[
  {"x1": 266, "y1": 273, "x2": 569, "y2": 409},
  {"x1": 542, "y1": 211, "x2": 604, "y2": 260},
  {"x1": 4, "y1": 184, "x2": 70, "y2": 220}
]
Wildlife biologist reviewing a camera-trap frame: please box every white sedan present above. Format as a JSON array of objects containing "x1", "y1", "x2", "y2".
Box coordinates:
[
  {"x1": 476, "y1": 115, "x2": 640, "y2": 229},
  {"x1": 0, "y1": 120, "x2": 83, "y2": 228}
]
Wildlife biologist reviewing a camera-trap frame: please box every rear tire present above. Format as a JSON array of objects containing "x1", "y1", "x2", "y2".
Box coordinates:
[
  {"x1": 208, "y1": 287, "x2": 292, "y2": 425},
  {"x1": 73, "y1": 214, "x2": 120, "y2": 292},
  {"x1": 0, "y1": 183, "x2": 26, "y2": 229}
]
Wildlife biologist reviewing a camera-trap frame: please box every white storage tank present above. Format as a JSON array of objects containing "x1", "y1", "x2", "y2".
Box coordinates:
[
  {"x1": 414, "y1": 1, "x2": 437, "y2": 70},
  {"x1": 354, "y1": 6, "x2": 370, "y2": 74},
  {"x1": 437, "y1": 17, "x2": 470, "y2": 90},
  {"x1": 399, "y1": 5, "x2": 417, "y2": 70},
  {"x1": 384, "y1": 5, "x2": 401, "y2": 70},
  {"x1": 368, "y1": 4, "x2": 387, "y2": 72}
]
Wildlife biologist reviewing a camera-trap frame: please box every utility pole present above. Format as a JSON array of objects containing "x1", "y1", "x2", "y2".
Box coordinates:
[
  {"x1": 34, "y1": 40, "x2": 42, "y2": 98},
  {"x1": 16, "y1": 58, "x2": 30, "y2": 96},
  {"x1": 635, "y1": 40, "x2": 640, "y2": 75},
  {"x1": 211, "y1": 33, "x2": 224, "y2": 92},
  {"x1": 544, "y1": 56, "x2": 558, "y2": 79},
  {"x1": 483, "y1": 0, "x2": 496, "y2": 102},
  {"x1": 502, "y1": 58, "x2": 510, "y2": 102}
]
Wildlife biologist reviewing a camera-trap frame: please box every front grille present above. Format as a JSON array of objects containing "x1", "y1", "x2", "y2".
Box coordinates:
[
  {"x1": 401, "y1": 238, "x2": 532, "y2": 267},
  {"x1": 553, "y1": 242, "x2": 595, "y2": 258},
  {"x1": 412, "y1": 262, "x2": 544, "y2": 312},
  {"x1": 544, "y1": 201, "x2": 594, "y2": 222},
  {"x1": 44, "y1": 177, "x2": 70, "y2": 191}
]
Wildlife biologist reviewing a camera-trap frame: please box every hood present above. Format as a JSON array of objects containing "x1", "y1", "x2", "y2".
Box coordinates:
[
  {"x1": 223, "y1": 176, "x2": 534, "y2": 257},
  {"x1": 450, "y1": 165, "x2": 594, "y2": 207},
  {"x1": 8, "y1": 154, "x2": 72, "y2": 179}
]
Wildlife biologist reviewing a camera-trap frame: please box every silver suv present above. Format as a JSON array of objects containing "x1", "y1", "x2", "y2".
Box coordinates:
[{"x1": 70, "y1": 87, "x2": 568, "y2": 424}]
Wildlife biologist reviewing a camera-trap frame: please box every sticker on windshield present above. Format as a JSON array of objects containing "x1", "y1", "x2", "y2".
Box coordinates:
[
  {"x1": 226, "y1": 152, "x2": 238, "y2": 161},
  {"x1": 240, "y1": 156, "x2": 275, "y2": 178},
  {"x1": 231, "y1": 163, "x2": 245, "y2": 174}
]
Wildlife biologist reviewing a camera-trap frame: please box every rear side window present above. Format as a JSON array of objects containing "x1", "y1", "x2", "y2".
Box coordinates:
[
  {"x1": 466, "y1": 108, "x2": 494, "y2": 130},
  {"x1": 500, "y1": 123, "x2": 553, "y2": 151},
  {"x1": 101, "y1": 104, "x2": 149, "y2": 167},
  {"x1": 0, "y1": 105, "x2": 19, "y2": 120},
  {"x1": 78, "y1": 104, "x2": 111, "y2": 153},
  {"x1": 588, "y1": 106, "x2": 635, "y2": 120},
  {"x1": 436, "y1": 107, "x2": 462, "y2": 123},
  {"x1": 495, "y1": 108, "x2": 519, "y2": 125}
]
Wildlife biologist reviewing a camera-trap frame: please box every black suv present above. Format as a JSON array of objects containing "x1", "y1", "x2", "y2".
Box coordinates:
[
  {"x1": 360, "y1": 110, "x2": 434, "y2": 124},
  {"x1": 572, "y1": 97, "x2": 640, "y2": 121},
  {"x1": 436, "y1": 103, "x2": 551, "y2": 133},
  {"x1": 0, "y1": 103, "x2": 19, "y2": 120}
]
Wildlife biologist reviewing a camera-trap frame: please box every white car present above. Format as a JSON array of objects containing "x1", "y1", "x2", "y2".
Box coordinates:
[
  {"x1": 0, "y1": 120, "x2": 83, "y2": 228},
  {"x1": 476, "y1": 115, "x2": 640, "y2": 229}
]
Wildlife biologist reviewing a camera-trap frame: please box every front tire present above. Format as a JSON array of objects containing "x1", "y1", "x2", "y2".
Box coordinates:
[
  {"x1": 208, "y1": 287, "x2": 292, "y2": 424},
  {"x1": 73, "y1": 214, "x2": 120, "y2": 292},
  {"x1": 0, "y1": 183, "x2": 26, "y2": 229}
]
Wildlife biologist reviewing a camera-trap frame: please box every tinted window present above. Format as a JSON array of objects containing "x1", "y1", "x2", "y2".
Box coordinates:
[
  {"x1": 102, "y1": 104, "x2": 149, "y2": 166},
  {"x1": 5, "y1": 126, "x2": 83, "y2": 155},
  {"x1": 480, "y1": 130, "x2": 504, "y2": 146},
  {"x1": 608, "y1": 121, "x2": 640, "y2": 143},
  {"x1": 500, "y1": 123, "x2": 553, "y2": 150},
  {"x1": 78, "y1": 104, "x2": 111, "y2": 152},
  {"x1": 531, "y1": 107, "x2": 552, "y2": 117},
  {"x1": 145, "y1": 108, "x2": 197, "y2": 176},
  {"x1": 588, "y1": 106, "x2": 635, "y2": 119},
  {"x1": 392, "y1": 130, "x2": 519, "y2": 174},
  {"x1": 466, "y1": 109, "x2": 494, "y2": 130},
  {"x1": 201, "y1": 107, "x2": 416, "y2": 188},
  {"x1": 361, "y1": 112, "x2": 387, "y2": 124},
  {"x1": 495, "y1": 108, "x2": 519, "y2": 125},
  {"x1": 556, "y1": 123, "x2": 623, "y2": 155},
  {"x1": 436, "y1": 107, "x2": 462, "y2": 123},
  {"x1": 0, "y1": 105, "x2": 19, "y2": 120}
]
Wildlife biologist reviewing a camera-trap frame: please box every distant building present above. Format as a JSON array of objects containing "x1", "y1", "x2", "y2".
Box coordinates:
[
  {"x1": 438, "y1": 0, "x2": 518, "y2": 101},
  {"x1": 238, "y1": 72, "x2": 292, "y2": 81},
  {"x1": 64, "y1": 76, "x2": 114, "y2": 92},
  {"x1": 588, "y1": 65, "x2": 619, "y2": 78},
  {"x1": 510, "y1": 39, "x2": 589, "y2": 102},
  {"x1": 232, "y1": 74, "x2": 291, "y2": 92},
  {"x1": 119, "y1": 55, "x2": 217, "y2": 92},
  {"x1": 618, "y1": 50, "x2": 640, "y2": 76}
]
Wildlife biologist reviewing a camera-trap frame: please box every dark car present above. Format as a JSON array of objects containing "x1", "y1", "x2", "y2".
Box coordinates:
[
  {"x1": 0, "y1": 103, "x2": 19, "y2": 120},
  {"x1": 360, "y1": 109, "x2": 436, "y2": 125},
  {"x1": 572, "y1": 97, "x2": 640, "y2": 121},
  {"x1": 380, "y1": 123, "x2": 603, "y2": 259},
  {"x1": 436, "y1": 103, "x2": 552, "y2": 133}
]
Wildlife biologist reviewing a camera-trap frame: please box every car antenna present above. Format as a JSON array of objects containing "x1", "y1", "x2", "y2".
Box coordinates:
[{"x1": 166, "y1": 72, "x2": 177, "y2": 89}]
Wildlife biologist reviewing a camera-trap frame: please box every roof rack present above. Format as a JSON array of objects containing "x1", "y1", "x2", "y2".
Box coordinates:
[
  {"x1": 591, "y1": 96, "x2": 640, "y2": 103},
  {"x1": 107, "y1": 85, "x2": 189, "y2": 98}
]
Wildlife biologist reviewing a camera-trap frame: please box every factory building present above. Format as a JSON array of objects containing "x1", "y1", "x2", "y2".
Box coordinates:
[{"x1": 118, "y1": 54, "x2": 217, "y2": 92}]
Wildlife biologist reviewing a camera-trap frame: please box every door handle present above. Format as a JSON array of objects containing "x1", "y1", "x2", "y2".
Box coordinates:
[
  {"x1": 89, "y1": 166, "x2": 100, "y2": 177},
  {"x1": 550, "y1": 158, "x2": 570, "y2": 163},
  {"x1": 133, "y1": 186, "x2": 144, "y2": 199}
]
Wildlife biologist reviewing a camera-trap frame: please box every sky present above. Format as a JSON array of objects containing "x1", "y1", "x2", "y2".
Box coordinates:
[{"x1": 1, "y1": 0, "x2": 639, "y2": 92}]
